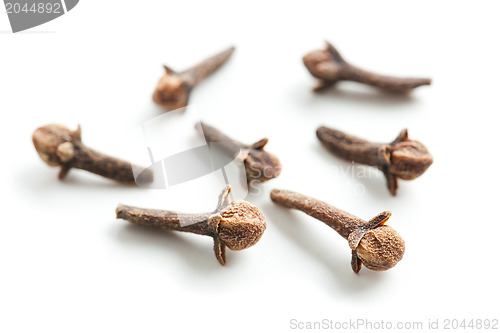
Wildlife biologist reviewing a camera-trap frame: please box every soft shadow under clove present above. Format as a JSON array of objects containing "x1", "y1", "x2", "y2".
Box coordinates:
[
  {"x1": 263, "y1": 201, "x2": 384, "y2": 293},
  {"x1": 20, "y1": 165, "x2": 142, "y2": 191},
  {"x1": 300, "y1": 81, "x2": 418, "y2": 109},
  {"x1": 312, "y1": 144, "x2": 391, "y2": 199},
  {"x1": 112, "y1": 222, "x2": 227, "y2": 272}
]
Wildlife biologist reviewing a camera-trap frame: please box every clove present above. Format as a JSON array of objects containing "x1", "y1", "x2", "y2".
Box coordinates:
[
  {"x1": 196, "y1": 122, "x2": 282, "y2": 184},
  {"x1": 303, "y1": 41, "x2": 431, "y2": 93},
  {"x1": 33, "y1": 124, "x2": 153, "y2": 184},
  {"x1": 116, "y1": 185, "x2": 266, "y2": 265},
  {"x1": 317, "y1": 126, "x2": 433, "y2": 195},
  {"x1": 270, "y1": 189, "x2": 404, "y2": 273},
  {"x1": 153, "y1": 46, "x2": 235, "y2": 111}
]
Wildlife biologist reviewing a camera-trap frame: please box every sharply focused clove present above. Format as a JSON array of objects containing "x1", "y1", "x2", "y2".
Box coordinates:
[
  {"x1": 317, "y1": 126, "x2": 433, "y2": 195},
  {"x1": 303, "y1": 41, "x2": 431, "y2": 93},
  {"x1": 196, "y1": 122, "x2": 282, "y2": 184},
  {"x1": 271, "y1": 189, "x2": 405, "y2": 273},
  {"x1": 116, "y1": 186, "x2": 266, "y2": 265},
  {"x1": 153, "y1": 46, "x2": 235, "y2": 111},
  {"x1": 33, "y1": 124, "x2": 153, "y2": 184}
]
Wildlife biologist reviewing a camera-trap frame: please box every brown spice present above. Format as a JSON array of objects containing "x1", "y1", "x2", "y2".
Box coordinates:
[
  {"x1": 316, "y1": 126, "x2": 433, "y2": 195},
  {"x1": 153, "y1": 46, "x2": 235, "y2": 111},
  {"x1": 196, "y1": 122, "x2": 282, "y2": 184},
  {"x1": 32, "y1": 124, "x2": 153, "y2": 185},
  {"x1": 303, "y1": 41, "x2": 431, "y2": 92},
  {"x1": 116, "y1": 185, "x2": 266, "y2": 265},
  {"x1": 270, "y1": 189, "x2": 405, "y2": 273}
]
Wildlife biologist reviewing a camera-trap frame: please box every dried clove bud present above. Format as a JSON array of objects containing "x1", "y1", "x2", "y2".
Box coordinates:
[
  {"x1": 196, "y1": 122, "x2": 282, "y2": 184},
  {"x1": 33, "y1": 124, "x2": 153, "y2": 184},
  {"x1": 153, "y1": 46, "x2": 235, "y2": 111},
  {"x1": 270, "y1": 189, "x2": 405, "y2": 273},
  {"x1": 316, "y1": 126, "x2": 433, "y2": 195},
  {"x1": 116, "y1": 185, "x2": 266, "y2": 265},
  {"x1": 303, "y1": 41, "x2": 431, "y2": 93}
]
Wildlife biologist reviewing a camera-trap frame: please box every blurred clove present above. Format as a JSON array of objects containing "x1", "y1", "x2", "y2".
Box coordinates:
[
  {"x1": 33, "y1": 124, "x2": 153, "y2": 184},
  {"x1": 196, "y1": 122, "x2": 281, "y2": 184},
  {"x1": 153, "y1": 46, "x2": 235, "y2": 111},
  {"x1": 303, "y1": 41, "x2": 431, "y2": 93}
]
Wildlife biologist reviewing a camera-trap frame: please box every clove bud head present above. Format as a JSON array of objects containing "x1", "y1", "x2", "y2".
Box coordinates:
[
  {"x1": 389, "y1": 141, "x2": 433, "y2": 180},
  {"x1": 245, "y1": 150, "x2": 282, "y2": 183},
  {"x1": 218, "y1": 200, "x2": 266, "y2": 251},
  {"x1": 302, "y1": 49, "x2": 342, "y2": 81},
  {"x1": 356, "y1": 225, "x2": 405, "y2": 271},
  {"x1": 153, "y1": 72, "x2": 190, "y2": 111},
  {"x1": 32, "y1": 124, "x2": 75, "y2": 166}
]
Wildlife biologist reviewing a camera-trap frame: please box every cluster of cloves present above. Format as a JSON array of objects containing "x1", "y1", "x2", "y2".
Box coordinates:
[
  {"x1": 32, "y1": 123, "x2": 271, "y2": 265},
  {"x1": 32, "y1": 42, "x2": 433, "y2": 274}
]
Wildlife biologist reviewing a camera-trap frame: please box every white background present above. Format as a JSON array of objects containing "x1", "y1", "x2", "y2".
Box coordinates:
[{"x1": 1, "y1": 1, "x2": 499, "y2": 332}]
